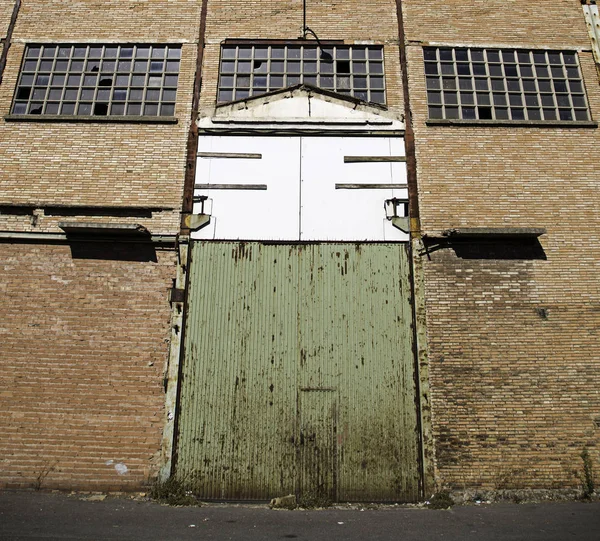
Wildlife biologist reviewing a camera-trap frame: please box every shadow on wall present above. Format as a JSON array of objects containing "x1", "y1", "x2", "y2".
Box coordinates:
[
  {"x1": 69, "y1": 241, "x2": 158, "y2": 262},
  {"x1": 423, "y1": 238, "x2": 547, "y2": 260}
]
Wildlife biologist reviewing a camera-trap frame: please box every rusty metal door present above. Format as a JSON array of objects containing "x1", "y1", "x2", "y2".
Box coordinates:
[
  {"x1": 175, "y1": 242, "x2": 421, "y2": 501},
  {"x1": 298, "y1": 390, "x2": 337, "y2": 502}
]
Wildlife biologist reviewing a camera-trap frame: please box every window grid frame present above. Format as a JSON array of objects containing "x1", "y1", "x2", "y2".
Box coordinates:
[
  {"x1": 424, "y1": 46, "x2": 590, "y2": 122},
  {"x1": 217, "y1": 44, "x2": 386, "y2": 105},
  {"x1": 12, "y1": 44, "x2": 182, "y2": 118}
]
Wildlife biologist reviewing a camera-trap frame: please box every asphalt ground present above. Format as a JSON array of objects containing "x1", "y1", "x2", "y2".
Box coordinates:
[{"x1": 1, "y1": 490, "x2": 600, "y2": 541}]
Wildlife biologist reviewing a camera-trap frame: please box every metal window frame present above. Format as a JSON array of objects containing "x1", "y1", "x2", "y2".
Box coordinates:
[
  {"x1": 217, "y1": 43, "x2": 386, "y2": 105},
  {"x1": 11, "y1": 43, "x2": 182, "y2": 118},
  {"x1": 424, "y1": 46, "x2": 591, "y2": 122}
]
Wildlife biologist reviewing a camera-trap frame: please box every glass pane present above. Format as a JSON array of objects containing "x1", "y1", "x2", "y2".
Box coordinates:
[
  {"x1": 61, "y1": 102, "x2": 75, "y2": 114},
  {"x1": 167, "y1": 48, "x2": 182, "y2": 60},
  {"x1": 146, "y1": 89, "x2": 160, "y2": 101},
  {"x1": 460, "y1": 92, "x2": 474, "y2": 104},
  {"x1": 77, "y1": 102, "x2": 92, "y2": 115},
  {"x1": 427, "y1": 77, "x2": 441, "y2": 89},
  {"x1": 144, "y1": 103, "x2": 159, "y2": 115},
  {"x1": 427, "y1": 91, "x2": 441, "y2": 104},
  {"x1": 27, "y1": 47, "x2": 42, "y2": 58}
]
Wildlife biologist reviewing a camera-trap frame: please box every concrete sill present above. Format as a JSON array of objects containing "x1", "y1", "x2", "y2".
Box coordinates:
[
  {"x1": 4, "y1": 114, "x2": 178, "y2": 124},
  {"x1": 425, "y1": 119, "x2": 598, "y2": 128},
  {"x1": 439, "y1": 227, "x2": 546, "y2": 239}
]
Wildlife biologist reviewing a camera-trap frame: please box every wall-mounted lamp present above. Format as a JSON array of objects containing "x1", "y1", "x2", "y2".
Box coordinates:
[
  {"x1": 303, "y1": 27, "x2": 333, "y2": 62},
  {"x1": 302, "y1": 1, "x2": 333, "y2": 62},
  {"x1": 186, "y1": 195, "x2": 212, "y2": 231},
  {"x1": 384, "y1": 198, "x2": 410, "y2": 234}
]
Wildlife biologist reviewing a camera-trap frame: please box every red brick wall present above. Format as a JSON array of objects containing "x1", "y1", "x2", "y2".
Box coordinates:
[{"x1": 0, "y1": 242, "x2": 175, "y2": 490}]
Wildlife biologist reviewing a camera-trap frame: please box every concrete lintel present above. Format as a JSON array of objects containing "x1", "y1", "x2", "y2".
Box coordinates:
[
  {"x1": 438, "y1": 227, "x2": 546, "y2": 239},
  {"x1": 0, "y1": 230, "x2": 176, "y2": 245}
]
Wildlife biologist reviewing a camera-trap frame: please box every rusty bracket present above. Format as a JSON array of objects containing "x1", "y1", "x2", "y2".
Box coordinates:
[{"x1": 170, "y1": 288, "x2": 186, "y2": 303}]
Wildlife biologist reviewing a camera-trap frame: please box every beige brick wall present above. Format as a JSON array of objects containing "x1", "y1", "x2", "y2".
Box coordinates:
[
  {"x1": 403, "y1": 0, "x2": 590, "y2": 48},
  {"x1": 199, "y1": 0, "x2": 404, "y2": 115},
  {"x1": 0, "y1": 0, "x2": 203, "y2": 235},
  {"x1": 13, "y1": 0, "x2": 202, "y2": 42},
  {"x1": 0, "y1": 0, "x2": 15, "y2": 39},
  {"x1": 0, "y1": 242, "x2": 175, "y2": 490},
  {"x1": 0, "y1": 0, "x2": 197, "y2": 491},
  {"x1": 404, "y1": 0, "x2": 600, "y2": 490}
]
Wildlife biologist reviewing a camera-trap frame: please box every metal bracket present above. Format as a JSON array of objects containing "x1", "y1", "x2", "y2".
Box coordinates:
[
  {"x1": 391, "y1": 216, "x2": 410, "y2": 234},
  {"x1": 170, "y1": 288, "x2": 185, "y2": 303},
  {"x1": 183, "y1": 213, "x2": 211, "y2": 231}
]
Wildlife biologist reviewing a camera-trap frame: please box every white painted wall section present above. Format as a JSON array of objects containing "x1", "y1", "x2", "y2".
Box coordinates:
[{"x1": 192, "y1": 135, "x2": 408, "y2": 242}]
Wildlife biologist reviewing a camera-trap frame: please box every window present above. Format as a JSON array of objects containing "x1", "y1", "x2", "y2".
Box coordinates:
[
  {"x1": 424, "y1": 47, "x2": 590, "y2": 122},
  {"x1": 11, "y1": 44, "x2": 181, "y2": 117},
  {"x1": 217, "y1": 44, "x2": 385, "y2": 104}
]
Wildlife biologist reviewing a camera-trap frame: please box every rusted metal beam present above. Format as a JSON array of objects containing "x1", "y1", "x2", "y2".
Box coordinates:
[
  {"x1": 180, "y1": 0, "x2": 209, "y2": 235},
  {"x1": 194, "y1": 184, "x2": 267, "y2": 190},
  {"x1": 395, "y1": 0, "x2": 420, "y2": 234},
  {"x1": 0, "y1": 0, "x2": 21, "y2": 85},
  {"x1": 335, "y1": 183, "x2": 408, "y2": 189},
  {"x1": 197, "y1": 152, "x2": 262, "y2": 159},
  {"x1": 344, "y1": 156, "x2": 406, "y2": 163},
  {"x1": 396, "y1": 0, "x2": 435, "y2": 501}
]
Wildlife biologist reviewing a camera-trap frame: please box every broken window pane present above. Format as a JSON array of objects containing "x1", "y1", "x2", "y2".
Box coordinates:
[
  {"x1": 12, "y1": 44, "x2": 181, "y2": 117},
  {"x1": 423, "y1": 46, "x2": 589, "y2": 122},
  {"x1": 217, "y1": 44, "x2": 386, "y2": 104}
]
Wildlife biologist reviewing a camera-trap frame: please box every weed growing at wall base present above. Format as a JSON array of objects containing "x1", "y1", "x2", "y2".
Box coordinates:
[
  {"x1": 580, "y1": 448, "x2": 595, "y2": 499},
  {"x1": 149, "y1": 476, "x2": 201, "y2": 506}
]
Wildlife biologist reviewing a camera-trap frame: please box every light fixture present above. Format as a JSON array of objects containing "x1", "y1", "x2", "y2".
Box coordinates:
[
  {"x1": 186, "y1": 195, "x2": 211, "y2": 231},
  {"x1": 384, "y1": 198, "x2": 410, "y2": 233},
  {"x1": 302, "y1": 1, "x2": 333, "y2": 62},
  {"x1": 303, "y1": 27, "x2": 333, "y2": 62}
]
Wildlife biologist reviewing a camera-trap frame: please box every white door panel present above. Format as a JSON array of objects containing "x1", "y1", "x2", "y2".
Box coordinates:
[
  {"x1": 300, "y1": 137, "x2": 407, "y2": 241},
  {"x1": 193, "y1": 136, "x2": 300, "y2": 240},
  {"x1": 193, "y1": 135, "x2": 408, "y2": 242}
]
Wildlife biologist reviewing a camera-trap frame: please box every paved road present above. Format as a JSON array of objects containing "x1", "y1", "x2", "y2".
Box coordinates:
[{"x1": 1, "y1": 491, "x2": 599, "y2": 540}]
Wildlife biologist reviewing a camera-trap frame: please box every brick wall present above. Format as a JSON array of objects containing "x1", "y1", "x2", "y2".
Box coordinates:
[
  {"x1": 0, "y1": 0, "x2": 15, "y2": 39},
  {"x1": 0, "y1": 0, "x2": 202, "y2": 236},
  {"x1": 404, "y1": 0, "x2": 600, "y2": 490},
  {"x1": 0, "y1": 242, "x2": 175, "y2": 490},
  {"x1": 0, "y1": 0, "x2": 195, "y2": 490},
  {"x1": 402, "y1": 0, "x2": 590, "y2": 47}
]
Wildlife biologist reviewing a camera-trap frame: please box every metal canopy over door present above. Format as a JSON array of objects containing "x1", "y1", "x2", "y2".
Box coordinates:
[{"x1": 175, "y1": 242, "x2": 421, "y2": 501}]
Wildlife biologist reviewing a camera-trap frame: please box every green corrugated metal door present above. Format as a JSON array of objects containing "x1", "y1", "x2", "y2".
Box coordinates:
[{"x1": 175, "y1": 242, "x2": 421, "y2": 501}]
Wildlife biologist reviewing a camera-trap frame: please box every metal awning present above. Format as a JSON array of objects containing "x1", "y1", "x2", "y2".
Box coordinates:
[{"x1": 58, "y1": 222, "x2": 150, "y2": 237}]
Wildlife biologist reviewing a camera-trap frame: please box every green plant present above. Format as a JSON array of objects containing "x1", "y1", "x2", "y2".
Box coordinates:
[
  {"x1": 580, "y1": 448, "x2": 595, "y2": 499},
  {"x1": 297, "y1": 488, "x2": 332, "y2": 509},
  {"x1": 427, "y1": 491, "x2": 454, "y2": 509},
  {"x1": 33, "y1": 461, "x2": 57, "y2": 490},
  {"x1": 149, "y1": 476, "x2": 200, "y2": 506}
]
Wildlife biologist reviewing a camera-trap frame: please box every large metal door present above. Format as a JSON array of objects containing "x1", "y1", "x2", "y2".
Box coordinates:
[{"x1": 175, "y1": 242, "x2": 421, "y2": 501}]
